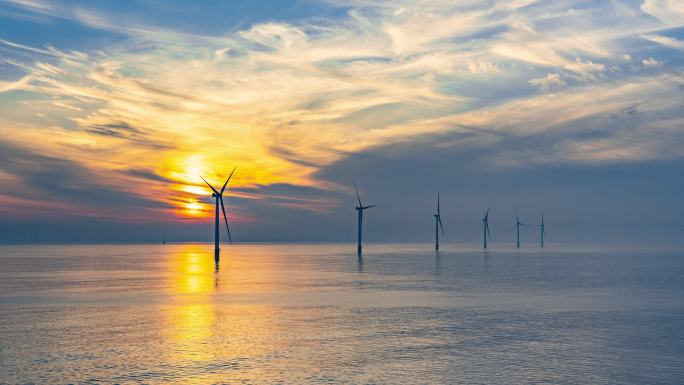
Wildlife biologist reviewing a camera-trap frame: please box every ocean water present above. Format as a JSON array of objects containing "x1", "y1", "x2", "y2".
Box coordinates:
[{"x1": 0, "y1": 244, "x2": 683, "y2": 384}]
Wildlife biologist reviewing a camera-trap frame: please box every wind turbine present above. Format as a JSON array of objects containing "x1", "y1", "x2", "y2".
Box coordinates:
[
  {"x1": 200, "y1": 167, "x2": 236, "y2": 267},
  {"x1": 483, "y1": 207, "x2": 491, "y2": 249},
  {"x1": 540, "y1": 212, "x2": 545, "y2": 247},
  {"x1": 513, "y1": 209, "x2": 529, "y2": 248},
  {"x1": 354, "y1": 181, "x2": 376, "y2": 256},
  {"x1": 434, "y1": 191, "x2": 444, "y2": 251}
]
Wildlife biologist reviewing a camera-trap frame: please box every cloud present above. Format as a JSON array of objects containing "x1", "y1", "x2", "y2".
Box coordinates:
[
  {"x1": 0, "y1": 140, "x2": 168, "y2": 220},
  {"x1": 641, "y1": 0, "x2": 684, "y2": 25},
  {"x1": 4, "y1": 0, "x2": 52, "y2": 12},
  {"x1": 52, "y1": 101, "x2": 82, "y2": 111},
  {"x1": 0, "y1": 75, "x2": 32, "y2": 93},
  {"x1": 87, "y1": 121, "x2": 142, "y2": 138},
  {"x1": 564, "y1": 58, "x2": 606, "y2": 81},
  {"x1": 641, "y1": 34, "x2": 684, "y2": 50},
  {"x1": 528, "y1": 73, "x2": 566, "y2": 92},
  {"x1": 121, "y1": 168, "x2": 175, "y2": 183},
  {"x1": 0, "y1": 38, "x2": 87, "y2": 64},
  {"x1": 642, "y1": 57, "x2": 665, "y2": 68}
]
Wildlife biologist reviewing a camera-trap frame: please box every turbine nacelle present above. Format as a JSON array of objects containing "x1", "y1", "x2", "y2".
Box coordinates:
[
  {"x1": 353, "y1": 181, "x2": 375, "y2": 211},
  {"x1": 514, "y1": 209, "x2": 529, "y2": 227}
]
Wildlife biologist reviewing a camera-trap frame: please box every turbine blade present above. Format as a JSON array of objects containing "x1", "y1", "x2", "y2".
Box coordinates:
[
  {"x1": 437, "y1": 191, "x2": 440, "y2": 214},
  {"x1": 220, "y1": 166, "x2": 237, "y2": 194},
  {"x1": 485, "y1": 206, "x2": 490, "y2": 219},
  {"x1": 486, "y1": 222, "x2": 492, "y2": 239},
  {"x1": 219, "y1": 196, "x2": 232, "y2": 245},
  {"x1": 363, "y1": 204, "x2": 376, "y2": 209},
  {"x1": 200, "y1": 176, "x2": 219, "y2": 195},
  {"x1": 353, "y1": 180, "x2": 363, "y2": 207},
  {"x1": 438, "y1": 216, "x2": 445, "y2": 235}
]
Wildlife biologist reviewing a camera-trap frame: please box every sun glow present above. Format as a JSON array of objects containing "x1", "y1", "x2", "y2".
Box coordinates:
[
  {"x1": 180, "y1": 185, "x2": 209, "y2": 196},
  {"x1": 181, "y1": 201, "x2": 206, "y2": 217},
  {"x1": 162, "y1": 155, "x2": 235, "y2": 219}
]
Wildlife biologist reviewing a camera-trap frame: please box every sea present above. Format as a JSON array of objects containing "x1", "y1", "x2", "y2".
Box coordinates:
[{"x1": 1, "y1": 244, "x2": 683, "y2": 384}]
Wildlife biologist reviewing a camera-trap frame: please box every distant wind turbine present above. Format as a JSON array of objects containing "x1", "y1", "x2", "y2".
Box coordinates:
[
  {"x1": 354, "y1": 181, "x2": 376, "y2": 256},
  {"x1": 483, "y1": 207, "x2": 491, "y2": 249},
  {"x1": 540, "y1": 212, "x2": 545, "y2": 248},
  {"x1": 200, "y1": 167, "x2": 236, "y2": 267},
  {"x1": 434, "y1": 191, "x2": 444, "y2": 251},
  {"x1": 513, "y1": 209, "x2": 529, "y2": 248}
]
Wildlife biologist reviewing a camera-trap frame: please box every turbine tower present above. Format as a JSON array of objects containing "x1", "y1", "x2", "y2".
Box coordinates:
[
  {"x1": 200, "y1": 167, "x2": 236, "y2": 267},
  {"x1": 483, "y1": 207, "x2": 491, "y2": 249},
  {"x1": 434, "y1": 191, "x2": 444, "y2": 251},
  {"x1": 513, "y1": 209, "x2": 528, "y2": 248},
  {"x1": 354, "y1": 181, "x2": 376, "y2": 256},
  {"x1": 539, "y1": 212, "x2": 545, "y2": 247}
]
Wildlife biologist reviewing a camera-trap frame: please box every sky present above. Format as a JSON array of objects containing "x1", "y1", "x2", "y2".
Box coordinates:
[{"x1": 0, "y1": 0, "x2": 683, "y2": 245}]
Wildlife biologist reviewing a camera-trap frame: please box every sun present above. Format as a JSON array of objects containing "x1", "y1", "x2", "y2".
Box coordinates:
[{"x1": 159, "y1": 154, "x2": 218, "y2": 218}]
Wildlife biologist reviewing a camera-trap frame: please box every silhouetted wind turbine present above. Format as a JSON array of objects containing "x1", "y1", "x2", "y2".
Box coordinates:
[
  {"x1": 540, "y1": 212, "x2": 545, "y2": 247},
  {"x1": 201, "y1": 167, "x2": 236, "y2": 267},
  {"x1": 483, "y1": 207, "x2": 491, "y2": 249},
  {"x1": 354, "y1": 181, "x2": 375, "y2": 256},
  {"x1": 434, "y1": 191, "x2": 444, "y2": 251},
  {"x1": 513, "y1": 209, "x2": 529, "y2": 248}
]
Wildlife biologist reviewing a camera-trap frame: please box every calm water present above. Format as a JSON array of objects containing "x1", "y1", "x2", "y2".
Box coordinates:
[{"x1": 1, "y1": 244, "x2": 683, "y2": 384}]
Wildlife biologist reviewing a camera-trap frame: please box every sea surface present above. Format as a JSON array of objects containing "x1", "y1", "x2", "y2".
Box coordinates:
[{"x1": 0, "y1": 244, "x2": 683, "y2": 384}]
